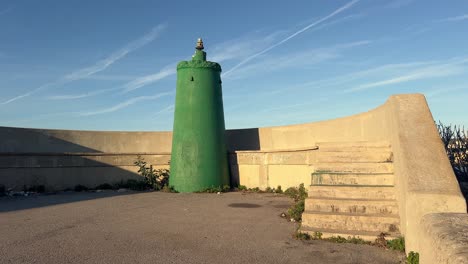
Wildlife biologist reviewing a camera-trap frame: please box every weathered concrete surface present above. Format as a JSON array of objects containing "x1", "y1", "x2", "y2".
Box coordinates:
[
  {"x1": 1, "y1": 93, "x2": 467, "y2": 257},
  {"x1": 0, "y1": 192, "x2": 404, "y2": 264},
  {"x1": 420, "y1": 213, "x2": 468, "y2": 264},
  {"x1": 386, "y1": 95, "x2": 467, "y2": 253}
]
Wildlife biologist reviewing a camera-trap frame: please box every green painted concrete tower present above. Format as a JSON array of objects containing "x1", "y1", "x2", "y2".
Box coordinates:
[{"x1": 169, "y1": 38, "x2": 230, "y2": 192}]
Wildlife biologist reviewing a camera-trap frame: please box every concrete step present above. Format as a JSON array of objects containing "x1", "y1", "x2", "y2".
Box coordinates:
[
  {"x1": 314, "y1": 150, "x2": 393, "y2": 163},
  {"x1": 300, "y1": 226, "x2": 401, "y2": 241},
  {"x1": 315, "y1": 162, "x2": 394, "y2": 174},
  {"x1": 305, "y1": 197, "x2": 399, "y2": 215},
  {"x1": 308, "y1": 185, "x2": 396, "y2": 200},
  {"x1": 311, "y1": 172, "x2": 394, "y2": 186},
  {"x1": 302, "y1": 211, "x2": 400, "y2": 233},
  {"x1": 316, "y1": 141, "x2": 391, "y2": 152}
]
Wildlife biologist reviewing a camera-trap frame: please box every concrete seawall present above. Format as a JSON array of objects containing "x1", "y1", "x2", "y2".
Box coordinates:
[{"x1": 1, "y1": 93, "x2": 466, "y2": 262}]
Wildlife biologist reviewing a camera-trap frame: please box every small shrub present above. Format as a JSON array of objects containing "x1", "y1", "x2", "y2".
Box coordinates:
[
  {"x1": 374, "y1": 232, "x2": 388, "y2": 248},
  {"x1": 284, "y1": 184, "x2": 307, "y2": 201},
  {"x1": 327, "y1": 236, "x2": 348, "y2": 243},
  {"x1": 313, "y1": 231, "x2": 323, "y2": 240},
  {"x1": 326, "y1": 236, "x2": 370, "y2": 245},
  {"x1": 24, "y1": 185, "x2": 46, "y2": 193},
  {"x1": 162, "y1": 185, "x2": 178, "y2": 193},
  {"x1": 288, "y1": 199, "x2": 305, "y2": 221},
  {"x1": 134, "y1": 155, "x2": 170, "y2": 190},
  {"x1": 198, "y1": 185, "x2": 230, "y2": 193},
  {"x1": 407, "y1": 251, "x2": 419, "y2": 264},
  {"x1": 387, "y1": 237, "x2": 405, "y2": 251},
  {"x1": 74, "y1": 185, "x2": 89, "y2": 192},
  {"x1": 286, "y1": 184, "x2": 308, "y2": 222},
  {"x1": 36, "y1": 185, "x2": 46, "y2": 193},
  {"x1": 294, "y1": 231, "x2": 311, "y2": 240},
  {"x1": 237, "y1": 185, "x2": 247, "y2": 191},
  {"x1": 284, "y1": 187, "x2": 298, "y2": 198},
  {"x1": 114, "y1": 180, "x2": 128, "y2": 189},
  {"x1": 276, "y1": 185, "x2": 283, "y2": 194},
  {"x1": 0, "y1": 184, "x2": 5, "y2": 196},
  {"x1": 265, "y1": 187, "x2": 272, "y2": 193},
  {"x1": 346, "y1": 236, "x2": 369, "y2": 245},
  {"x1": 198, "y1": 186, "x2": 221, "y2": 193},
  {"x1": 125, "y1": 179, "x2": 147, "y2": 191},
  {"x1": 95, "y1": 183, "x2": 113, "y2": 190},
  {"x1": 249, "y1": 187, "x2": 260, "y2": 192}
]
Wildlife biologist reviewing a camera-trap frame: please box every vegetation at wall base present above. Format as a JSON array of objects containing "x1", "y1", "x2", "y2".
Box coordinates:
[
  {"x1": 387, "y1": 236, "x2": 405, "y2": 251},
  {"x1": 406, "y1": 251, "x2": 419, "y2": 264},
  {"x1": 235, "y1": 185, "x2": 284, "y2": 193},
  {"x1": 197, "y1": 185, "x2": 231, "y2": 193},
  {"x1": 294, "y1": 228, "x2": 407, "y2": 252},
  {"x1": 134, "y1": 155, "x2": 170, "y2": 191},
  {"x1": 74, "y1": 185, "x2": 89, "y2": 192},
  {"x1": 285, "y1": 183, "x2": 308, "y2": 222},
  {"x1": 237, "y1": 185, "x2": 247, "y2": 191},
  {"x1": 276, "y1": 185, "x2": 283, "y2": 194},
  {"x1": 161, "y1": 185, "x2": 178, "y2": 193},
  {"x1": 95, "y1": 183, "x2": 113, "y2": 190}
]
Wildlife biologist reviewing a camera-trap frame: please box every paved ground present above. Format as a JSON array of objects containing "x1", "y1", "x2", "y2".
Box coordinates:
[{"x1": 0, "y1": 191, "x2": 405, "y2": 264}]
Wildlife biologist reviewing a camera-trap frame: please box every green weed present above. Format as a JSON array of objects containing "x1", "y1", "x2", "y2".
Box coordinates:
[{"x1": 407, "y1": 251, "x2": 419, "y2": 264}]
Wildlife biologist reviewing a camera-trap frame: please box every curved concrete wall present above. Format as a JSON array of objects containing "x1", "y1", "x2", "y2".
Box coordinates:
[
  {"x1": 0, "y1": 127, "x2": 173, "y2": 153},
  {"x1": 1, "y1": 93, "x2": 466, "y2": 261}
]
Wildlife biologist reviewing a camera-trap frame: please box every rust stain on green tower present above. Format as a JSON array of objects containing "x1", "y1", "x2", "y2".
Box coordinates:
[{"x1": 169, "y1": 38, "x2": 230, "y2": 192}]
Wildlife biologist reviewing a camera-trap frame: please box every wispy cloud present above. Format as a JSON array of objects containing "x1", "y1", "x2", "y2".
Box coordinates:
[
  {"x1": 63, "y1": 24, "x2": 167, "y2": 82},
  {"x1": 209, "y1": 31, "x2": 285, "y2": 63},
  {"x1": 154, "y1": 104, "x2": 174, "y2": 117},
  {"x1": 384, "y1": 0, "x2": 415, "y2": 9},
  {"x1": 425, "y1": 85, "x2": 467, "y2": 98},
  {"x1": 121, "y1": 65, "x2": 176, "y2": 94},
  {"x1": 226, "y1": 40, "x2": 370, "y2": 80},
  {"x1": 78, "y1": 92, "x2": 172, "y2": 116},
  {"x1": 81, "y1": 74, "x2": 139, "y2": 81},
  {"x1": 344, "y1": 58, "x2": 468, "y2": 93},
  {"x1": 46, "y1": 88, "x2": 117, "y2": 100},
  {"x1": 222, "y1": 0, "x2": 361, "y2": 77},
  {"x1": 259, "y1": 59, "x2": 457, "y2": 95},
  {"x1": 438, "y1": 14, "x2": 468, "y2": 22},
  {"x1": 1, "y1": 23, "x2": 167, "y2": 105}
]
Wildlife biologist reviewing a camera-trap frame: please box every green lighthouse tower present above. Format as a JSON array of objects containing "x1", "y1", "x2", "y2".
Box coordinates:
[{"x1": 169, "y1": 38, "x2": 230, "y2": 192}]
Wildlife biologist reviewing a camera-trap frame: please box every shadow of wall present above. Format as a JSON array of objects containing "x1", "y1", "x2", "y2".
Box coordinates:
[
  {"x1": 0, "y1": 127, "x2": 171, "y2": 192},
  {"x1": 225, "y1": 128, "x2": 261, "y2": 187}
]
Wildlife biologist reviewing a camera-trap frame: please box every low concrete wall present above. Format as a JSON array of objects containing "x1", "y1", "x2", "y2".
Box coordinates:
[
  {"x1": 0, "y1": 153, "x2": 170, "y2": 190},
  {"x1": 1, "y1": 93, "x2": 467, "y2": 260},
  {"x1": 229, "y1": 147, "x2": 318, "y2": 190},
  {"x1": 386, "y1": 95, "x2": 467, "y2": 254},
  {"x1": 420, "y1": 213, "x2": 468, "y2": 263}
]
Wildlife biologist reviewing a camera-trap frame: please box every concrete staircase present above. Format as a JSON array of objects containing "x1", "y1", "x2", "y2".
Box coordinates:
[{"x1": 301, "y1": 141, "x2": 401, "y2": 240}]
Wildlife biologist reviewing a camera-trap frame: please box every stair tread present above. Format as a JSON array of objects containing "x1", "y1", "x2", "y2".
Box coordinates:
[
  {"x1": 316, "y1": 162, "x2": 393, "y2": 165},
  {"x1": 300, "y1": 227, "x2": 401, "y2": 238},
  {"x1": 316, "y1": 141, "x2": 391, "y2": 145},
  {"x1": 310, "y1": 184, "x2": 395, "y2": 187},
  {"x1": 303, "y1": 210, "x2": 400, "y2": 219},
  {"x1": 312, "y1": 172, "x2": 394, "y2": 175},
  {"x1": 319, "y1": 151, "x2": 392, "y2": 155},
  {"x1": 307, "y1": 197, "x2": 397, "y2": 202}
]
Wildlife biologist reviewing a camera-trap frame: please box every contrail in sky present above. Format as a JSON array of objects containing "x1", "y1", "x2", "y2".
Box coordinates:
[
  {"x1": 1, "y1": 24, "x2": 167, "y2": 106},
  {"x1": 222, "y1": 0, "x2": 360, "y2": 77},
  {"x1": 78, "y1": 92, "x2": 172, "y2": 116}
]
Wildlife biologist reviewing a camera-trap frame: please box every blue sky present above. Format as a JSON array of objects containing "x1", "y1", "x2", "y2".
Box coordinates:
[{"x1": 0, "y1": 0, "x2": 467, "y2": 131}]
